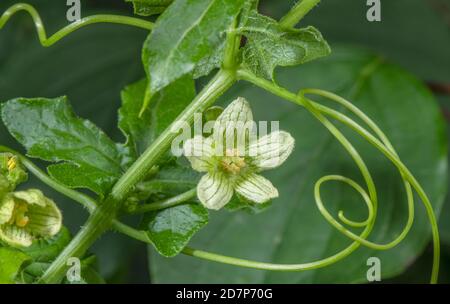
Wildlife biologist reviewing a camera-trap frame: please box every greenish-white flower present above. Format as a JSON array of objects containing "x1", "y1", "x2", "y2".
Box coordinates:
[
  {"x1": 0, "y1": 189, "x2": 62, "y2": 247},
  {"x1": 183, "y1": 97, "x2": 295, "y2": 210}
]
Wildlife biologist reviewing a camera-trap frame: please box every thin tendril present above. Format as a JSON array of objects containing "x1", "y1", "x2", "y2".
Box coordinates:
[
  {"x1": 0, "y1": 146, "x2": 151, "y2": 243},
  {"x1": 180, "y1": 70, "x2": 439, "y2": 284},
  {"x1": 0, "y1": 3, "x2": 153, "y2": 47},
  {"x1": 0, "y1": 2, "x2": 439, "y2": 284}
]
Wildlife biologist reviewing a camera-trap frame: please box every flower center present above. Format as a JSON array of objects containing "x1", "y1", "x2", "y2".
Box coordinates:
[
  {"x1": 8, "y1": 201, "x2": 29, "y2": 228},
  {"x1": 221, "y1": 149, "x2": 246, "y2": 174}
]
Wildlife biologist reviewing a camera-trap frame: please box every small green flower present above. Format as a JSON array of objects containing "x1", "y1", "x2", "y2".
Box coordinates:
[
  {"x1": 183, "y1": 97, "x2": 295, "y2": 210},
  {"x1": 0, "y1": 153, "x2": 28, "y2": 191},
  {"x1": 0, "y1": 189, "x2": 62, "y2": 247}
]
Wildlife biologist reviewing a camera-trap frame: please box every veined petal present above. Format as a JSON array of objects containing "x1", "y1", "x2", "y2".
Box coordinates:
[
  {"x1": 0, "y1": 225, "x2": 33, "y2": 247},
  {"x1": 13, "y1": 189, "x2": 47, "y2": 207},
  {"x1": 213, "y1": 98, "x2": 255, "y2": 154},
  {"x1": 248, "y1": 131, "x2": 295, "y2": 170},
  {"x1": 183, "y1": 136, "x2": 215, "y2": 172},
  {"x1": 197, "y1": 172, "x2": 233, "y2": 210},
  {"x1": 13, "y1": 189, "x2": 62, "y2": 237},
  {"x1": 0, "y1": 195, "x2": 14, "y2": 224},
  {"x1": 235, "y1": 173, "x2": 278, "y2": 204},
  {"x1": 26, "y1": 197, "x2": 62, "y2": 237},
  {"x1": 216, "y1": 97, "x2": 253, "y2": 126}
]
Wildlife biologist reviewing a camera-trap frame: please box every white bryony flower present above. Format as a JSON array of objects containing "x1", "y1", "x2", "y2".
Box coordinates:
[
  {"x1": 0, "y1": 189, "x2": 62, "y2": 247},
  {"x1": 183, "y1": 97, "x2": 295, "y2": 210}
]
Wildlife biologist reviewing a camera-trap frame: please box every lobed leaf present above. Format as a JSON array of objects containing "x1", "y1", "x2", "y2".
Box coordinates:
[
  {"x1": 239, "y1": 10, "x2": 331, "y2": 81},
  {"x1": 1, "y1": 97, "x2": 124, "y2": 196}
]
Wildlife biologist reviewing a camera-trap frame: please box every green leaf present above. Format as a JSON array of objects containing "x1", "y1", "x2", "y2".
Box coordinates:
[
  {"x1": 148, "y1": 46, "x2": 447, "y2": 283},
  {"x1": 144, "y1": 203, "x2": 208, "y2": 257},
  {"x1": 19, "y1": 256, "x2": 105, "y2": 284},
  {"x1": 125, "y1": 0, "x2": 173, "y2": 16},
  {"x1": 0, "y1": 247, "x2": 30, "y2": 283},
  {"x1": 1, "y1": 97, "x2": 124, "y2": 196},
  {"x1": 20, "y1": 227, "x2": 71, "y2": 263},
  {"x1": 119, "y1": 75, "x2": 196, "y2": 156},
  {"x1": 239, "y1": 10, "x2": 330, "y2": 81},
  {"x1": 0, "y1": 1, "x2": 147, "y2": 281},
  {"x1": 142, "y1": 0, "x2": 245, "y2": 99}
]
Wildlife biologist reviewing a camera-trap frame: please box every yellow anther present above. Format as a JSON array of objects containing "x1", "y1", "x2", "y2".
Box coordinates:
[
  {"x1": 221, "y1": 149, "x2": 246, "y2": 174},
  {"x1": 8, "y1": 201, "x2": 30, "y2": 228},
  {"x1": 16, "y1": 215, "x2": 29, "y2": 228},
  {"x1": 7, "y1": 157, "x2": 17, "y2": 171}
]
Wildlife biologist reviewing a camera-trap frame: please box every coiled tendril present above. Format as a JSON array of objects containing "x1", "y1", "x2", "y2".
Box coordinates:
[
  {"x1": 183, "y1": 70, "x2": 440, "y2": 284},
  {"x1": 0, "y1": 3, "x2": 440, "y2": 284}
]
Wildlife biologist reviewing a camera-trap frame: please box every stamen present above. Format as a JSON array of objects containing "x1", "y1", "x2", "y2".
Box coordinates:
[
  {"x1": 7, "y1": 157, "x2": 17, "y2": 171},
  {"x1": 221, "y1": 149, "x2": 246, "y2": 174}
]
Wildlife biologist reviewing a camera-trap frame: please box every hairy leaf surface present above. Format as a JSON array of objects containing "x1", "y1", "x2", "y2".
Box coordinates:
[
  {"x1": 142, "y1": 0, "x2": 245, "y2": 99},
  {"x1": 143, "y1": 203, "x2": 208, "y2": 257},
  {"x1": 240, "y1": 10, "x2": 331, "y2": 81},
  {"x1": 1, "y1": 97, "x2": 123, "y2": 196}
]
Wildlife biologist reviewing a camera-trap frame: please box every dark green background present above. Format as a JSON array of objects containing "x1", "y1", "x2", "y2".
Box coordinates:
[{"x1": 0, "y1": 0, "x2": 449, "y2": 283}]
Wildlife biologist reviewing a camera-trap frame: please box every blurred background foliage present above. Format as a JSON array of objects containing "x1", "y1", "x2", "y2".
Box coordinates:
[{"x1": 0, "y1": 0, "x2": 449, "y2": 283}]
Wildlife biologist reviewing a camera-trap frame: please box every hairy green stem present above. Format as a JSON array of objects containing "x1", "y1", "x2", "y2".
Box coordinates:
[
  {"x1": 2, "y1": 1, "x2": 439, "y2": 285},
  {"x1": 110, "y1": 70, "x2": 236, "y2": 202},
  {"x1": 131, "y1": 188, "x2": 197, "y2": 214},
  {"x1": 0, "y1": 3, "x2": 153, "y2": 47},
  {"x1": 39, "y1": 69, "x2": 236, "y2": 283},
  {"x1": 39, "y1": 198, "x2": 119, "y2": 283},
  {"x1": 223, "y1": 17, "x2": 240, "y2": 69},
  {"x1": 279, "y1": 0, "x2": 321, "y2": 29}
]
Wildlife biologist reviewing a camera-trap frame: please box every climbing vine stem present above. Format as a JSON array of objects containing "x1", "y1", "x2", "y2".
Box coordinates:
[
  {"x1": 0, "y1": 2, "x2": 440, "y2": 285},
  {"x1": 0, "y1": 3, "x2": 154, "y2": 47},
  {"x1": 279, "y1": 0, "x2": 321, "y2": 29},
  {"x1": 39, "y1": 69, "x2": 236, "y2": 283}
]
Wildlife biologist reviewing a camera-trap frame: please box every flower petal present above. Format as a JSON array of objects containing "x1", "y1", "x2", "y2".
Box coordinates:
[
  {"x1": 197, "y1": 172, "x2": 233, "y2": 210},
  {"x1": 13, "y1": 189, "x2": 47, "y2": 207},
  {"x1": 183, "y1": 136, "x2": 215, "y2": 172},
  {"x1": 213, "y1": 98, "x2": 255, "y2": 154},
  {"x1": 13, "y1": 189, "x2": 62, "y2": 237},
  {"x1": 0, "y1": 195, "x2": 14, "y2": 224},
  {"x1": 216, "y1": 97, "x2": 253, "y2": 126},
  {"x1": 27, "y1": 197, "x2": 62, "y2": 237},
  {"x1": 235, "y1": 173, "x2": 279, "y2": 204},
  {"x1": 248, "y1": 131, "x2": 295, "y2": 170},
  {"x1": 0, "y1": 225, "x2": 33, "y2": 247}
]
